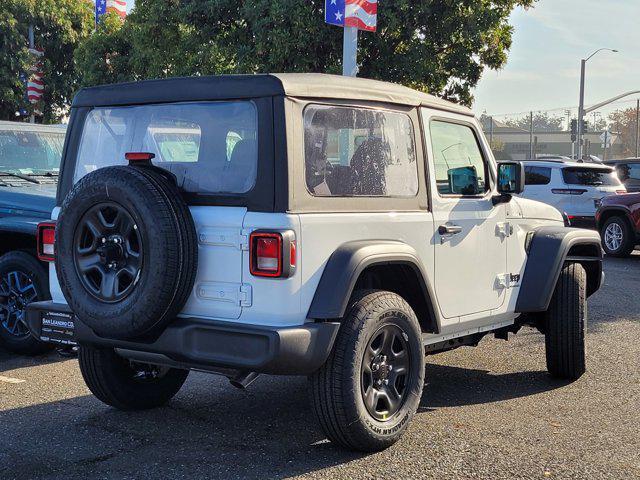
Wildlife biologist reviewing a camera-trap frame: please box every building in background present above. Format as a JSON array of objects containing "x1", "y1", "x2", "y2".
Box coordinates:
[{"x1": 482, "y1": 117, "x2": 624, "y2": 161}]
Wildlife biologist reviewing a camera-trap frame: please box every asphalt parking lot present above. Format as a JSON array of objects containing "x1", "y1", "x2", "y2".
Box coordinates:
[{"x1": 1, "y1": 255, "x2": 639, "y2": 480}]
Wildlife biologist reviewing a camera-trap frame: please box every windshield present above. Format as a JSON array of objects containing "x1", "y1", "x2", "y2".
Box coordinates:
[
  {"x1": 562, "y1": 167, "x2": 620, "y2": 187},
  {"x1": 74, "y1": 101, "x2": 258, "y2": 194},
  {"x1": 0, "y1": 129, "x2": 65, "y2": 174}
]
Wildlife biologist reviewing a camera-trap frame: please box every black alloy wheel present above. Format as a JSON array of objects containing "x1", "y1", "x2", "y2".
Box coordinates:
[
  {"x1": 0, "y1": 270, "x2": 38, "y2": 338},
  {"x1": 73, "y1": 202, "x2": 143, "y2": 303},
  {"x1": 361, "y1": 324, "x2": 411, "y2": 421}
]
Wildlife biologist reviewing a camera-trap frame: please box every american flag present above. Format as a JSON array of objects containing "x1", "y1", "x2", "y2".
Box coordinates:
[
  {"x1": 26, "y1": 48, "x2": 44, "y2": 104},
  {"x1": 95, "y1": 0, "x2": 127, "y2": 25},
  {"x1": 325, "y1": 0, "x2": 377, "y2": 32}
]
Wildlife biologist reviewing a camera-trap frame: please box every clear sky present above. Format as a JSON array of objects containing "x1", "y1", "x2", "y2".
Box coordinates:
[{"x1": 472, "y1": 0, "x2": 640, "y2": 117}]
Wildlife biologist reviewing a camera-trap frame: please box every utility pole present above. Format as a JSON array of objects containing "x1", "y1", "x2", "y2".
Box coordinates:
[
  {"x1": 489, "y1": 116, "x2": 494, "y2": 146},
  {"x1": 28, "y1": 25, "x2": 35, "y2": 124},
  {"x1": 529, "y1": 111, "x2": 534, "y2": 159},
  {"x1": 636, "y1": 99, "x2": 639, "y2": 158}
]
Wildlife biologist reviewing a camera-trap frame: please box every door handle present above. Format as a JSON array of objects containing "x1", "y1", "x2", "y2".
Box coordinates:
[{"x1": 438, "y1": 224, "x2": 463, "y2": 235}]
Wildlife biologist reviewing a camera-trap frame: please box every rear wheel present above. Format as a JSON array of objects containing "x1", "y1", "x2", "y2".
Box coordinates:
[
  {"x1": 78, "y1": 345, "x2": 189, "y2": 410},
  {"x1": 601, "y1": 216, "x2": 635, "y2": 257},
  {"x1": 545, "y1": 262, "x2": 587, "y2": 381},
  {"x1": 310, "y1": 290, "x2": 425, "y2": 452},
  {"x1": 0, "y1": 251, "x2": 52, "y2": 354}
]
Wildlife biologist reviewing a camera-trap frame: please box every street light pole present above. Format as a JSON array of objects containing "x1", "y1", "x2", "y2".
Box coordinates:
[
  {"x1": 577, "y1": 59, "x2": 586, "y2": 159},
  {"x1": 577, "y1": 48, "x2": 618, "y2": 160}
]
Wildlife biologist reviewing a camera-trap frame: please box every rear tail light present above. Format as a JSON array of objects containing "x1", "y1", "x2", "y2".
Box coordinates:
[
  {"x1": 551, "y1": 188, "x2": 587, "y2": 195},
  {"x1": 249, "y1": 230, "x2": 296, "y2": 278},
  {"x1": 37, "y1": 221, "x2": 56, "y2": 262}
]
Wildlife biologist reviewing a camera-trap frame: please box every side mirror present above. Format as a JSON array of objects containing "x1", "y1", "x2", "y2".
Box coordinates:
[{"x1": 497, "y1": 162, "x2": 525, "y2": 195}]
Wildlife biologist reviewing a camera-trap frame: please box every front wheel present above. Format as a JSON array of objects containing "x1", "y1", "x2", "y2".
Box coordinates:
[
  {"x1": 78, "y1": 346, "x2": 189, "y2": 410},
  {"x1": 0, "y1": 251, "x2": 53, "y2": 354},
  {"x1": 545, "y1": 262, "x2": 587, "y2": 381},
  {"x1": 310, "y1": 290, "x2": 425, "y2": 452}
]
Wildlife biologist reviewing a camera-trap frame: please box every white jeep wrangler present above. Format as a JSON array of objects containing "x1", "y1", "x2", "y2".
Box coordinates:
[{"x1": 27, "y1": 74, "x2": 602, "y2": 452}]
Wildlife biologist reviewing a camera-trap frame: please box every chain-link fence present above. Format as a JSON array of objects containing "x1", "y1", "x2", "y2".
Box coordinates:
[{"x1": 481, "y1": 98, "x2": 640, "y2": 162}]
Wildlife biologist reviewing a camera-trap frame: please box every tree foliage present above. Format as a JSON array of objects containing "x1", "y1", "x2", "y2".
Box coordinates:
[
  {"x1": 503, "y1": 112, "x2": 565, "y2": 132},
  {"x1": 76, "y1": 0, "x2": 536, "y2": 105},
  {"x1": 609, "y1": 107, "x2": 640, "y2": 157},
  {"x1": 0, "y1": 0, "x2": 93, "y2": 122}
]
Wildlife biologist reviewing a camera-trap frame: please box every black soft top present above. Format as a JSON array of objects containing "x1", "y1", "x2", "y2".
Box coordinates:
[{"x1": 72, "y1": 74, "x2": 285, "y2": 108}]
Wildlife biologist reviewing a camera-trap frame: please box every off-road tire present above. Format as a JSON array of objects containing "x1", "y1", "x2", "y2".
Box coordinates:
[
  {"x1": 310, "y1": 290, "x2": 425, "y2": 452},
  {"x1": 600, "y1": 216, "x2": 635, "y2": 257},
  {"x1": 55, "y1": 166, "x2": 197, "y2": 340},
  {"x1": 545, "y1": 262, "x2": 587, "y2": 380},
  {"x1": 0, "y1": 251, "x2": 53, "y2": 355},
  {"x1": 78, "y1": 345, "x2": 189, "y2": 410}
]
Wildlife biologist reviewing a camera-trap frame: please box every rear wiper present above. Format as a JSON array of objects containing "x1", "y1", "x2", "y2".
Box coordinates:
[{"x1": 0, "y1": 171, "x2": 41, "y2": 184}]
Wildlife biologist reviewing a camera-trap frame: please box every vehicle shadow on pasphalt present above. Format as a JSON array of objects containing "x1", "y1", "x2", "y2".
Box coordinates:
[
  {"x1": 0, "y1": 363, "x2": 568, "y2": 480},
  {"x1": 419, "y1": 363, "x2": 567, "y2": 411}
]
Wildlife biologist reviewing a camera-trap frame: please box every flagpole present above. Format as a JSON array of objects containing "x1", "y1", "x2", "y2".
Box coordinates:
[
  {"x1": 28, "y1": 25, "x2": 35, "y2": 123},
  {"x1": 342, "y1": 26, "x2": 358, "y2": 77}
]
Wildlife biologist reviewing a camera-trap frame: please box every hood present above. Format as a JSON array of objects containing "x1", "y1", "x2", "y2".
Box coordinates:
[
  {"x1": 509, "y1": 196, "x2": 564, "y2": 223},
  {"x1": 0, "y1": 184, "x2": 57, "y2": 217}
]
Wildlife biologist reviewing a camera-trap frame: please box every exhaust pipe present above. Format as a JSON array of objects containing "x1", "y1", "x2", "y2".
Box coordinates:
[{"x1": 229, "y1": 371, "x2": 259, "y2": 389}]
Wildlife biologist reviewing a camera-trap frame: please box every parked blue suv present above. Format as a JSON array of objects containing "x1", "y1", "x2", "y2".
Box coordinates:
[{"x1": 0, "y1": 121, "x2": 65, "y2": 354}]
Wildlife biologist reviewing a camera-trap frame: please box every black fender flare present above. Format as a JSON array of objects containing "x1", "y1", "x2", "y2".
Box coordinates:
[
  {"x1": 515, "y1": 227, "x2": 603, "y2": 313},
  {"x1": 307, "y1": 240, "x2": 439, "y2": 328}
]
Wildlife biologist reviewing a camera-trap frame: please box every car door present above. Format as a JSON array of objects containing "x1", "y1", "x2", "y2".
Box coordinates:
[{"x1": 422, "y1": 111, "x2": 508, "y2": 324}]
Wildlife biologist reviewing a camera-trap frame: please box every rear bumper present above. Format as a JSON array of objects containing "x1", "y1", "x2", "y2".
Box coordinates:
[{"x1": 26, "y1": 301, "x2": 340, "y2": 375}]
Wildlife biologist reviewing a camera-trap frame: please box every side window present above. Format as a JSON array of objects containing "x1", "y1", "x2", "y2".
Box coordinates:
[
  {"x1": 429, "y1": 121, "x2": 488, "y2": 196},
  {"x1": 524, "y1": 166, "x2": 552, "y2": 185},
  {"x1": 304, "y1": 105, "x2": 418, "y2": 197}
]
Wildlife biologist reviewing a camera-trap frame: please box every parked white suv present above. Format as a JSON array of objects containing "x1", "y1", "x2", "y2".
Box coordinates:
[
  {"x1": 520, "y1": 160, "x2": 625, "y2": 228},
  {"x1": 27, "y1": 74, "x2": 603, "y2": 452}
]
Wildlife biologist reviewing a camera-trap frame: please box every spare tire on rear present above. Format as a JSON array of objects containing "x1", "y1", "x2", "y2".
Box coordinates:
[{"x1": 55, "y1": 165, "x2": 197, "y2": 340}]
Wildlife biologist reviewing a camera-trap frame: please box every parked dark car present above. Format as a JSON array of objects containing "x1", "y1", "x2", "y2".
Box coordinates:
[
  {"x1": 605, "y1": 158, "x2": 640, "y2": 193},
  {"x1": 596, "y1": 192, "x2": 640, "y2": 257},
  {"x1": 0, "y1": 120, "x2": 65, "y2": 353}
]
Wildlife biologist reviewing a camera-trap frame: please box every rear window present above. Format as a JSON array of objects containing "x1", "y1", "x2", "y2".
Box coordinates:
[
  {"x1": 562, "y1": 167, "x2": 620, "y2": 186},
  {"x1": 74, "y1": 101, "x2": 258, "y2": 194},
  {"x1": 615, "y1": 163, "x2": 640, "y2": 188},
  {"x1": 304, "y1": 105, "x2": 418, "y2": 197},
  {"x1": 524, "y1": 166, "x2": 552, "y2": 185},
  {"x1": 0, "y1": 129, "x2": 64, "y2": 173}
]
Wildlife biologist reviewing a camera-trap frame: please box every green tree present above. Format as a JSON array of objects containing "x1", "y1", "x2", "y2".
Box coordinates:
[
  {"x1": 0, "y1": 0, "x2": 93, "y2": 122},
  {"x1": 77, "y1": 0, "x2": 536, "y2": 105}
]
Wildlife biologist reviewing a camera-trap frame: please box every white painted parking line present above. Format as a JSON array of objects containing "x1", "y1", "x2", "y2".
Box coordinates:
[{"x1": 0, "y1": 375, "x2": 25, "y2": 384}]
